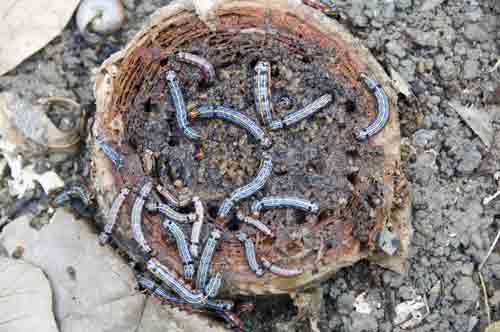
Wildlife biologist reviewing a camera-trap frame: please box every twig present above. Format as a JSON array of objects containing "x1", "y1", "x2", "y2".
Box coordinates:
[
  {"x1": 478, "y1": 271, "x2": 491, "y2": 325},
  {"x1": 488, "y1": 58, "x2": 500, "y2": 74},
  {"x1": 479, "y1": 227, "x2": 500, "y2": 270}
]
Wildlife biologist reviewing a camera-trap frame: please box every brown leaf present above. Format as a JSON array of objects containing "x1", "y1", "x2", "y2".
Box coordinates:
[{"x1": 449, "y1": 101, "x2": 497, "y2": 148}]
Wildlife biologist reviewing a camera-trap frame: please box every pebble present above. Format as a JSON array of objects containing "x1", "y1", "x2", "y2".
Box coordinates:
[
  {"x1": 463, "y1": 59, "x2": 480, "y2": 80},
  {"x1": 399, "y1": 59, "x2": 416, "y2": 82},
  {"x1": 397, "y1": 286, "x2": 415, "y2": 300},
  {"x1": 463, "y1": 23, "x2": 491, "y2": 42},
  {"x1": 386, "y1": 41, "x2": 407, "y2": 59},
  {"x1": 396, "y1": 0, "x2": 412, "y2": 10},
  {"x1": 412, "y1": 129, "x2": 437, "y2": 149},
  {"x1": 350, "y1": 312, "x2": 378, "y2": 332},
  {"x1": 452, "y1": 277, "x2": 479, "y2": 302},
  {"x1": 407, "y1": 29, "x2": 439, "y2": 48},
  {"x1": 420, "y1": 0, "x2": 444, "y2": 11},
  {"x1": 456, "y1": 145, "x2": 482, "y2": 175},
  {"x1": 337, "y1": 292, "x2": 356, "y2": 314}
]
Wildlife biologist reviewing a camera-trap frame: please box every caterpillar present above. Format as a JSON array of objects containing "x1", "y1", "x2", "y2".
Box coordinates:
[
  {"x1": 162, "y1": 218, "x2": 194, "y2": 280},
  {"x1": 196, "y1": 229, "x2": 222, "y2": 290},
  {"x1": 250, "y1": 196, "x2": 319, "y2": 217},
  {"x1": 146, "y1": 201, "x2": 196, "y2": 223},
  {"x1": 131, "y1": 181, "x2": 153, "y2": 253},
  {"x1": 270, "y1": 94, "x2": 333, "y2": 130},
  {"x1": 137, "y1": 274, "x2": 234, "y2": 312},
  {"x1": 254, "y1": 61, "x2": 273, "y2": 126},
  {"x1": 99, "y1": 187, "x2": 130, "y2": 245},
  {"x1": 191, "y1": 105, "x2": 272, "y2": 149},
  {"x1": 204, "y1": 273, "x2": 224, "y2": 298},
  {"x1": 51, "y1": 185, "x2": 92, "y2": 207},
  {"x1": 261, "y1": 258, "x2": 304, "y2": 277},
  {"x1": 190, "y1": 196, "x2": 204, "y2": 258},
  {"x1": 147, "y1": 258, "x2": 207, "y2": 304},
  {"x1": 165, "y1": 70, "x2": 201, "y2": 140},
  {"x1": 217, "y1": 157, "x2": 273, "y2": 219},
  {"x1": 237, "y1": 212, "x2": 274, "y2": 238},
  {"x1": 176, "y1": 52, "x2": 216, "y2": 83},
  {"x1": 356, "y1": 73, "x2": 390, "y2": 141},
  {"x1": 237, "y1": 232, "x2": 264, "y2": 277},
  {"x1": 156, "y1": 184, "x2": 191, "y2": 208},
  {"x1": 96, "y1": 136, "x2": 125, "y2": 170}
]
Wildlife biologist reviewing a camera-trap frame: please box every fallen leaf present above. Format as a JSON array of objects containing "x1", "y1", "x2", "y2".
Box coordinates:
[
  {"x1": 0, "y1": 0, "x2": 81, "y2": 76},
  {"x1": 449, "y1": 101, "x2": 495, "y2": 148},
  {"x1": 389, "y1": 67, "x2": 413, "y2": 98}
]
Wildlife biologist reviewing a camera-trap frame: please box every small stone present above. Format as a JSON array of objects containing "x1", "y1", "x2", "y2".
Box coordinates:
[
  {"x1": 420, "y1": 0, "x2": 444, "y2": 11},
  {"x1": 337, "y1": 292, "x2": 356, "y2": 314},
  {"x1": 463, "y1": 59, "x2": 480, "y2": 80},
  {"x1": 462, "y1": 262, "x2": 474, "y2": 276},
  {"x1": 412, "y1": 129, "x2": 437, "y2": 149},
  {"x1": 464, "y1": 23, "x2": 490, "y2": 42},
  {"x1": 399, "y1": 59, "x2": 416, "y2": 82},
  {"x1": 350, "y1": 312, "x2": 378, "y2": 332},
  {"x1": 457, "y1": 145, "x2": 482, "y2": 174},
  {"x1": 407, "y1": 29, "x2": 439, "y2": 48},
  {"x1": 453, "y1": 277, "x2": 479, "y2": 302},
  {"x1": 398, "y1": 286, "x2": 415, "y2": 300},
  {"x1": 386, "y1": 41, "x2": 406, "y2": 58},
  {"x1": 489, "y1": 290, "x2": 500, "y2": 306},
  {"x1": 436, "y1": 57, "x2": 458, "y2": 81},
  {"x1": 396, "y1": 0, "x2": 412, "y2": 10}
]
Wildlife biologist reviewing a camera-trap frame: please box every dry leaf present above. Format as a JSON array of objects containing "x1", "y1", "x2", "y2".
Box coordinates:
[
  {"x1": 486, "y1": 321, "x2": 500, "y2": 332},
  {"x1": 0, "y1": 0, "x2": 81, "y2": 76},
  {"x1": 449, "y1": 101, "x2": 495, "y2": 148},
  {"x1": 389, "y1": 67, "x2": 413, "y2": 98}
]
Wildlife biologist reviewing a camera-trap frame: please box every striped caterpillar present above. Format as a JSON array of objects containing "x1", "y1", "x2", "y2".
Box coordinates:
[
  {"x1": 162, "y1": 218, "x2": 194, "y2": 280},
  {"x1": 356, "y1": 73, "x2": 390, "y2": 141},
  {"x1": 254, "y1": 61, "x2": 273, "y2": 127},
  {"x1": 51, "y1": 185, "x2": 92, "y2": 207},
  {"x1": 237, "y1": 232, "x2": 264, "y2": 277},
  {"x1": 165, "y1": 70, "x2": 201, "y2": 140},
  {"x1": 156, "y1": 184, "x2": 191, "y2": 208},
  {"x1": 96, "y1": 136, "x2": 125, "y2": 170},
  {"x1": 190, "y1": 196, "x2": 204, "y2": 258},
  {"x1": 217, "y1": 157, "x2": 273, "y2": 219},
  {"x1": 137, "y1": 274, "x2": 233, "y2": 312},
  {"x1": 146, "y1": 201, "x2": 197, "y2": 223},
  {"x1": 261, "y1": 258, "x2": 304, "y2": 277},
  {"x1": 237, "y1": 212, "x2": 275, "y2": 238},
  {"x1": 251, "y1": 196, "x2": 319, "y2": 217},
  {"x1": 147, "y1": 258, "x2": 207, "y2": 304},
  {"x1": 196, "y1": 229, "x2": 222, "y2": 290},
  {"x1": 131, "y1": 181, "x2": 153, "y2": 254},
  {"x1": 269, "y1": 94, "x2": 333, "y2": 130},
  {"x1": 190, "y1": 105, "x2": 272, "y2": 149},
  {"x1": 99, "y1": 187, "x2": 130, "y2": 245},
  {"x1": 176, "y1": 52, "x2": 216, "y2": 83}
]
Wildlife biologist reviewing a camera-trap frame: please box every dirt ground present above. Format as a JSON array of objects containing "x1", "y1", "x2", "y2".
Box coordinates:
[{"x1": 0, "y1": 0, "x2": 500, "y2": 331}]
